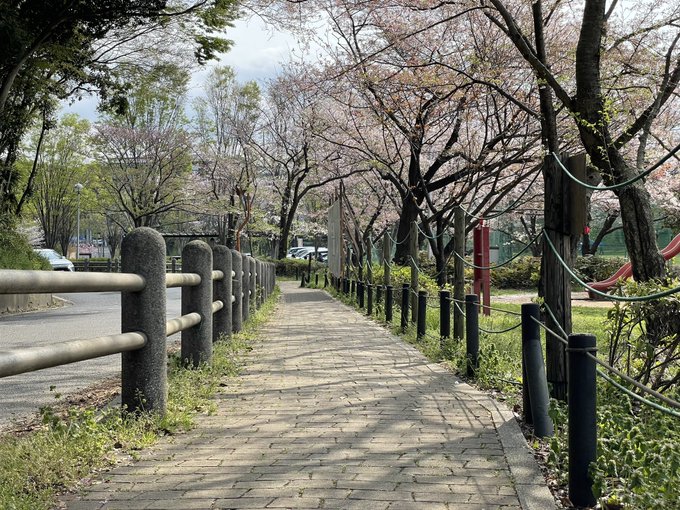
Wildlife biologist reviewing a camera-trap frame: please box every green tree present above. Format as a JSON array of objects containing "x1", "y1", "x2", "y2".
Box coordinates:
[
  {"x1": 93, "y1": 63, "x2": 193, "y2": 230},
  {"x1": 0, "y1": 0, "x2": 237, "y2": 214},
  {"x1": 30, "y1": 114, "x2": 91, "y2": 254}
]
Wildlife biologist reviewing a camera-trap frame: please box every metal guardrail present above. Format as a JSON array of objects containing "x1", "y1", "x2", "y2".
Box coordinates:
[{"x1": 0, "y1": 228, "x2": 276, "y2": 418}]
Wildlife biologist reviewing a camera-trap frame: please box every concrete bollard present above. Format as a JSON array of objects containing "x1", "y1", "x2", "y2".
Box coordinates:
[
  {"x1": 181, "y1": 240, "x2": 213, "y2": 368},
  {"x1": 231, "y1": 250, "x2": 243, "y2": 333},
  {"x1": 213, "y1": 245, "x2": 232, "y2": 342},
  {"x1": 121, "y1": 227, "x2": 167, "y2": 415},
  {"x1": 242, "y1": 256, "x2": 250, "y2": 323},
  {"x1": 249, "y1": 257, "x2": 256, "y2": 311}
]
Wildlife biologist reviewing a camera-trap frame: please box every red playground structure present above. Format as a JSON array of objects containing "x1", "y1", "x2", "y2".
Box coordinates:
[{"x1": 587, "y1": 233, "x2": 680, "y2": 298}]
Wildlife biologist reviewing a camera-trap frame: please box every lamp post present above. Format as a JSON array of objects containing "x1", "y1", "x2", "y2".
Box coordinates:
[{"x1": 74, "y1": 182, "x2": 83, "y2": 259}]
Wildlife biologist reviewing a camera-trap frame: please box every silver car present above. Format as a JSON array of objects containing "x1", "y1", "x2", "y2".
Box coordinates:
[{"x1": 34, "y1": 249, "x2": 75, "y2": 271}]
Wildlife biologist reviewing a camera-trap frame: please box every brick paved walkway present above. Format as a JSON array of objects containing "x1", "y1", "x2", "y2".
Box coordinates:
[{"x1": 62, "y1": 282, "x2": 554, "y2": 510}]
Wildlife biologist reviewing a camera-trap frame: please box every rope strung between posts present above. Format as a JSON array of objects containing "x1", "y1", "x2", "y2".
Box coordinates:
[
  {"x1": 530, "y1": 316, "x2": 569, "y2": 346},
  {"x1": 415, "y1": 222, "x2": 441, "y2": 241},
  {"x1": 452, "y1": 229, "x2": 543, "y2": 270},
  {"x1": 596, "y1": 369, "x2": 680, "y2": 419},
  {"x1": 454, "y1": 301, "x2": 466, "y2": 317},
  {"x1": 385, "y1": 229, "x2": 411, "y2": 245},
  {"x1": 552, "y1": 143, "x2": 680, "y2": 192},
  {"x1": 541, "y1": 301, "x2": 570, "y2": 341},
  {"x1": 530, "y1": 310, "x2": 680, "y2": 411},
  {"x1": 459, "y1": 169, "x2": 543, "y2": 221},
  {"x1": 544, "y1": 231, "x2": 680, "y2": 302},
  {"x1": 478, "y1": 322, "x2": 522, "y2": 334}
]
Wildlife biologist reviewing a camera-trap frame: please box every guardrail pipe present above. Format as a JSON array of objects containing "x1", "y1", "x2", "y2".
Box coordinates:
[
  {"x1": 465, "y1": 294, "x2": 479, "y2": 377},
  {"x1": 213, "y1": 245, "x2": 232, "y2": 341},
  {"x1": 181, "y1": 241, "x2": 213, "y2": 368},
  {"x1": 521, "y1": 303, "x2": 553, "y2": 437},
  {"x1": 417, "y1": 291, "x2": 427, "y2": 340},
  {"x1": 231, "y1": 251, "x2": 243, "y2": 333},
  {"x1": 400, "y1": 283, "x2": 409, "y2": 332},
  {"x1": 121, "y1": 227, "x2": 168, "y2": 415},
  {"x1": 568, "y1": 333, "x2": 597, "y2": 508}
]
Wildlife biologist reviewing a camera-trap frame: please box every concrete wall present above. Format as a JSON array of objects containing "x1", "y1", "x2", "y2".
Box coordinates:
[{"x1": 0, "y1": 294, "x2": 54, "y2": 314}]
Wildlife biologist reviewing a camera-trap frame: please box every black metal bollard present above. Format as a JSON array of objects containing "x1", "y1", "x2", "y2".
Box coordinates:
[
  {"x1": 300, "y1": 273, "x2": 306, "y2": 288},
  {"x1": 295, "y1": 267, "x2": 299, "y2": 280},
  {"x1": 568, "y1": 334, "x2": 597, "y2": 508},
  {"x1": 351, "y1": 279, "x2": 356, "y2": 298},
  {"x1": 315, "y1": 273, "x2": 319, "y2": 287},
  {"x1": 417, "y1": 291, "x2": 427, "y2": 340},
  {"x1": 521, "y1": 303, "x2": 553, "y2": 437},
  {"x1": 465, "y1": 294, "x2": 479, "y2": 377},
  {"x1": 385, "y1": 285, "x2": 393, "y2": 322},
  {"x1": 367, "y1": 284, "x2": 373, "y2": 315},
  {"x1": 358, "y1": 281, "x2": 364, "y2": 308},
  {"x1": 401, "y1": 283, "x2": 409, "y2": 332},
  {"x1": 107, "y1": 258, "x2": 112, "y2": 273},
  {"x1": 440, "y1": 290, "x2": 451, "y2": 341},
  {"x1": 171, "y1": 257, "x2": 177, "y2": 273},
  {"x1": 376, "y1": 285, "x2": 382, "y2": 304}
]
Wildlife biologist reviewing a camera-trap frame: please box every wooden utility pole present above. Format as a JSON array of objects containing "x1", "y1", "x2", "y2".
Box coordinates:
[
  {"x1": 383, "y1": 232, "x2": 391, "y2": 288},
  {"x1": 453, "y1": 206, "x2": 465, "y2": 341},
  {"x1": 410, "y1": 221, "x2": 419, "y2": 323}
]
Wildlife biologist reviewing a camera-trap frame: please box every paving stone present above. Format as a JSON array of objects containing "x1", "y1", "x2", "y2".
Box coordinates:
[{"x1": 60, "y1": 282, "x2": 553, "y2": 510}]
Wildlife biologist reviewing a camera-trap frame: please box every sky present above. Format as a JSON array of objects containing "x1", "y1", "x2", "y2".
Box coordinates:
[{"x1": 63, "y1": 15, "x2": 301, "y2": 121}]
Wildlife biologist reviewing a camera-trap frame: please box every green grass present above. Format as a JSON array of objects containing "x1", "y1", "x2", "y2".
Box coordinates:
[{"x1": 0, "y1": 286, "x2": 280, "y2": 510}]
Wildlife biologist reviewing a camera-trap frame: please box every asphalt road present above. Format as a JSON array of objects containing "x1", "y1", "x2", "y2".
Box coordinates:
[{"x1": 0, "y1": 289, "x2": 181, "y2": 429}]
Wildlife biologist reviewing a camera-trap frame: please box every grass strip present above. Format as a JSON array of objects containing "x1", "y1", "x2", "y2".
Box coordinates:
[{"x1": 0, "y1": 286, "x2": 280, "y2": 510}]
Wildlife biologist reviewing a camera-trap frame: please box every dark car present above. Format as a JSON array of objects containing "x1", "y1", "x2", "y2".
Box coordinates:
[{"x1": 34, "y1": 249, "x2": 75, "y2": 271}]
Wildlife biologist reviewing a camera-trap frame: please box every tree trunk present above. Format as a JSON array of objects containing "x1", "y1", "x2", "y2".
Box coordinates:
[
  {"x1": 575, "y1": 0, "x2": 664, "y2": 281},
  {"x1": 394, "y1": 198, "x2": 419, "y2": 264}
]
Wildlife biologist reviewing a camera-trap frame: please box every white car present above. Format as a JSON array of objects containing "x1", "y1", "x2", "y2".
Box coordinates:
[
  {"x1": 34, "y1": 249, "x2": 75, "y2": 271},
  {"x1": 292, "y1": 247, "x2": 328, "y2": 260}
]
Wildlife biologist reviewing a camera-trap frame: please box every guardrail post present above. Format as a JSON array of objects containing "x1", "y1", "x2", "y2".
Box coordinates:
[
  {"x1": 400, "y1": 283, "x2": 409, "y2": 332},
  {"x1": 231, "y1": 250, "x2": 243, "y2": 333},
  {"x1": 107, "y1": 258, "x2": 112, "y2": 272},
  {"x1": 181, "y1": 240, "x2": 213, "y2": 368},
  {"x1": 367, "y1": 284, "x2": 373, "y2": 315},
  {"x1": 213, "y1": 245, "x2": 232, "y2": 341},
  {"x1": 385, "y1": 285, "x2": 393, "y2": 322},
  {"x1": 376, "y1": 284, "x2": 382, "y2": 305},
  {"x1": 258, "y1": 260, "x2": 264, "y2": 307},
  {"x1": 171, "y1": 257, "x2": 177, "y2": 273},
  {"x1": 315, "y1": 273, "x2": 319, "y2": 287},
  {"x1": 358, "y1": 280, "x2": 364, "y2": 308},
  {"x1": 465, "y1": 294, "x2": 479, "y2": 377},
  {"x1": 249, "y1": 258, "x2": 256, "y2": 311},
  {"x1": 568, "y1": 333, "x2": 597, "y2": 508},
  {"x1": 417, "y1": 290, "x2": 427, "y2": 340},
  {"x1": 242, "y1": 256, "x2": 250, "y2": 323},
  {"x1": 351, "y1": 279, "x2": 356, "y2": 298},
  {"x1": 121, "y1": 227, "x2": 167, "y2": 415},
  {"x1": 440, "y1": 290, "x2": 451, "y2": 348},
  {"x1": 522, "y1": 303, "x2": 553, "y2": 437}
]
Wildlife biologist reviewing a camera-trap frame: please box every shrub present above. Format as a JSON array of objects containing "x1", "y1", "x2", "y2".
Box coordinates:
[
  {"x1": 573, "y1": 255, "x2": 628, "y2": 283},
  {"x1": 490, "y1": 257, "x2": 541, "y2": 289},
  {"x1": 274, "y1": 257, "x2": 325, "y2": 277}
]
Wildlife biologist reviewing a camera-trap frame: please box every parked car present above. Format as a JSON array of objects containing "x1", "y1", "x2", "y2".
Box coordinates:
[
  {"x1": 34, "y1": 248, "x2": 75, "y2": 271},
  {"x1": 292, "y1": 247, "x2": 328, "y2": 260},
  {"x1": 286, "y1": 247, "x2": 308, "y2": 258}
]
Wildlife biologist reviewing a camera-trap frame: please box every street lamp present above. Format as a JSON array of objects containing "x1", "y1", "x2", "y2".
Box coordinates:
[{"x1": 74, "y1": 182, "x2": 83, "y2": 259}]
